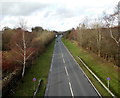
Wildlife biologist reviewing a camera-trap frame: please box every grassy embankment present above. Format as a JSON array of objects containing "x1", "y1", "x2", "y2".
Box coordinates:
[
  {"x1": 62, "y1": 38, "x2": 120, "y2": 97},
  {"x1": 14, "y1": 40, "x2": 55, "y2": 96}
]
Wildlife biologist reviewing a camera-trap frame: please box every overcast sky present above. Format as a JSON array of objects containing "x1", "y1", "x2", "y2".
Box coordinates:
[{"x1": 0, "y1": 0, "x2": 119, "y2": 31}]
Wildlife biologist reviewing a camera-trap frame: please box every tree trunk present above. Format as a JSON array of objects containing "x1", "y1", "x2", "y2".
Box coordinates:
[
  {"x1": 22, "y1": 31, "x2": 26, "y2": 77},
  {"x1": 22, "y1": 62, "x2": 25, "y2": 77},
  {"x1": 117, "y1": 45, "x2": 120, "y2": 67},
  {"x1": 98, "y1": 49, "x2": 101, "y2": 57},
  {"x1": 97, "y1": 28, "x2": 102, "y2": 57}
]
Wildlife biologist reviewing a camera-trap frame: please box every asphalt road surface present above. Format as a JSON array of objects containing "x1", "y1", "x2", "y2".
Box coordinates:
[{"x1": 45, "y1": 36, "x2": 100, "y2": 97}]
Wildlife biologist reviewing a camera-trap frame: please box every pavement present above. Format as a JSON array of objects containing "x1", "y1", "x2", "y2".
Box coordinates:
[{"x1": 45, "y1": 36, "x2": 100, "y2": 97}]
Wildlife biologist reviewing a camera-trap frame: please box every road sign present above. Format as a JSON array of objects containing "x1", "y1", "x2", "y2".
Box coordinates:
[
  {"x1": 107, "y1": 77, "x2": 110, "y2": 89},
  {"x1": 33, "y1": 78, "x2": 36, "y2": 91},
  {"x1": 33, "y1": 78, "x2": 36, "y2": 82},
  {"x1": 107, "y1": 77, "x2": 110, "y2": 80}
]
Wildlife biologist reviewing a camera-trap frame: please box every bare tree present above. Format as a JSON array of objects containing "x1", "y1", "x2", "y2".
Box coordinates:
[
  {"x1": 103, "y1": 11, "x2": 119, "y2": 46},
  {"x1": 103, "y1": 4, "x2": 120, "y2": 66},
  {"x1": 11, "y1": 18, "x2": 35, "y2": 78},
  {"x1": 91, "y1": 20, "x2": 102, "y2": 56},
  {"x1": 77, "y1": 17, "x2": 89, "y2": 48}
]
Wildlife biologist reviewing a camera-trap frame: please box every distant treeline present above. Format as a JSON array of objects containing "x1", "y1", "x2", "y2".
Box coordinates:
[
  {"x1": 65, "y1": 26, "x2": 120, "y2": 67},
  {"x1": 64, "y1": 6, "x2": 120, "y2": 67}
]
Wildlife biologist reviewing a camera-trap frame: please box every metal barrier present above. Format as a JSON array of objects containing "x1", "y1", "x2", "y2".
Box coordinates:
[
  {"x1": 33, "y1": 79, "x2": 43, "y2": 98},
  {"x1": 77, "y1": 56, "x2": 115, "y2": 97}
]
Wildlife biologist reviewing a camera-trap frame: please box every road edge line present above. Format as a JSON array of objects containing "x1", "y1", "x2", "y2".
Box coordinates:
[
  {"x1": 61, "y1": 41, "x2": 102, "y2": 97},
  {"x1": 44, "y1": 40, "x2": 56, "y2": 96},
  {"x1": 77, "y1": 56, "x2": 115, "y2": 97}
]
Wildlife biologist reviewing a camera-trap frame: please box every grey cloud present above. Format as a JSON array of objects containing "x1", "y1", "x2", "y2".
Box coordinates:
[
  {"x1": 49, "y1": 6, "x2": 85, "y2": 20},
  {"x1": 0, "y1": 0, "x2": 115, "y2": 31},
  {"x1": 43, "y1": 7, "x2": 76, "y2": 20},
  {"x1": 1, "y1": 2, "x2": 49, "y2": 16},
  {"x1": 44, "y1": 11, "x2": 53, "y2": 18},
  {"x1": 56, "y1": 8, "x2": 75, "y2": 18}
]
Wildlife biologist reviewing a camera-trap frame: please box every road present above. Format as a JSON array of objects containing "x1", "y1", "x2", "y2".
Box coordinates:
[{"x1": 45, "y1": 36, "x2": 100, "y2": 97}]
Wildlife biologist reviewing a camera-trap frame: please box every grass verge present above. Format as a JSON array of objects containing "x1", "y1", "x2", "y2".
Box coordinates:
[
  {"x1": 13, "y1": 40, "x2": 55, "y2": 96},
  {"x1": 62, "y1": 38, "x2": 120, "y2": 97}
]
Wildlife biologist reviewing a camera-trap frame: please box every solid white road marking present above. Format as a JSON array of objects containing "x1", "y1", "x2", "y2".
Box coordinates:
[
  {"x1": 63, "y1": 58, "x2": 65, "y2": 63},
  {"x1": 50, "y1": 54, "x2": 55, "y2": 72},
  {"x1": 77, "y1": 56, "x2": 114, "y2": 97},
  {"x1": 45, "y1": 41, "x2": 56, "y2": 96},
  {"x1": 62, "y1": 53, "x2": 63, "y2": 58},
  {"x1": 50, "y1": 65, "x2": 52, "y2": 72},
  {"x1": 69, "y1": 82, "x2": 74, "y2": 97},
  {"x1": 61, "y1": 41, "x2": 102, "y2": 97},
  {"x1": 65, "y1": 66, "x2": 69, "y2": 76}
]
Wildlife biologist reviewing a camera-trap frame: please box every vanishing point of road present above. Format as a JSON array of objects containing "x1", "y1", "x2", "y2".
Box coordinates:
[{"x1": 45, "y1": 36, "x2": 100, "y2": 97}]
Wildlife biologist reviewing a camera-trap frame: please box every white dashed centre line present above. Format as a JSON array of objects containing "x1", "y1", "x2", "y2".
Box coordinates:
[
  {"x1": 63, "y1": 58, "x2": 65, "y2": 63},
  {"x1": 62, "y1": 54, "x2": 63, "y2": 58},
  {"x1": 65, "y1": 66, "x2": 69, "y2": 76},
  {"x1": 60, "y1": 40, "x2": 74, "y2": 97},
  {"x1": 64, "y1": 66, "x2": 74, "y2": 97},
  {"x1": 69, "y1": 82, "x2": 74, "y2": 97}
]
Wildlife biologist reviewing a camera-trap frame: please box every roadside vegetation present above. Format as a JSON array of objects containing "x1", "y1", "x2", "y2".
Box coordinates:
[
  {"x1": 2, "y1": 23, "x2": 55, "y2": 96},
  {"x1": 62, "y1": 5, "x2": 120, "y2": 97},
  {"x1": 13, "y1": 40, "x2": 55, "y2": 96}
]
